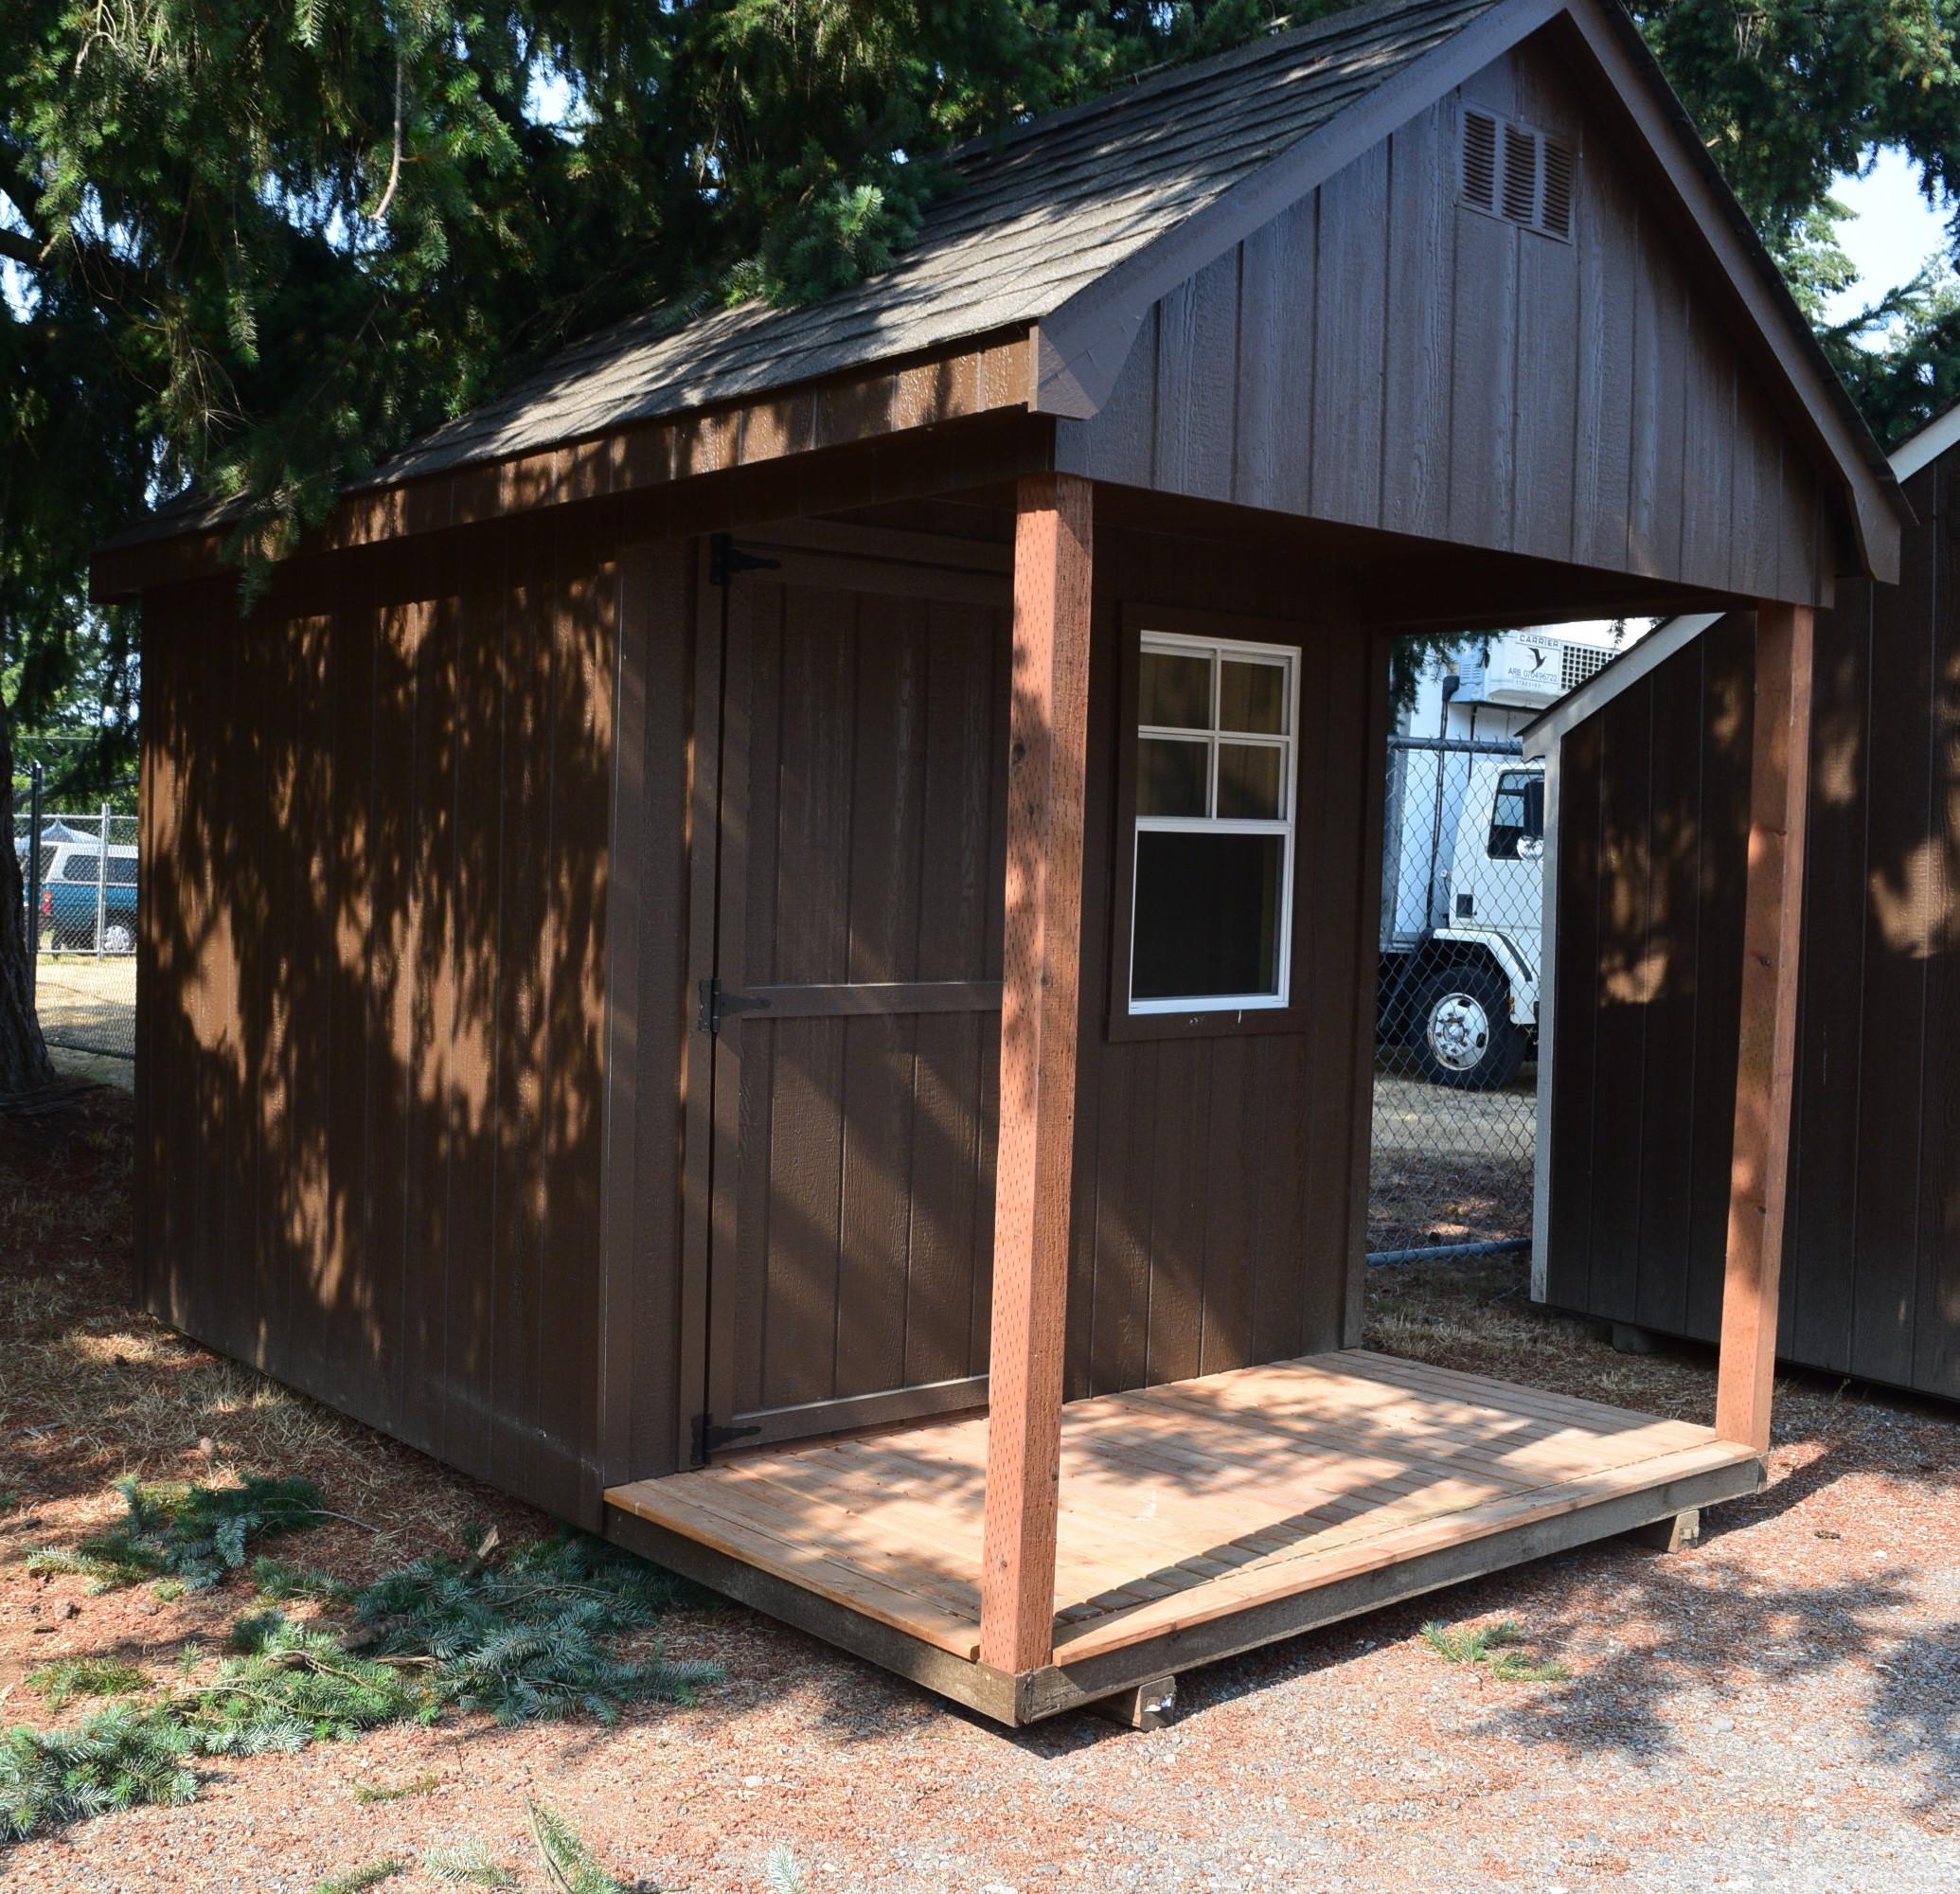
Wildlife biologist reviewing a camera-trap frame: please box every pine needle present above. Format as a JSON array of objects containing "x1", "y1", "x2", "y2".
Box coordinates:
[
  {"x1": 25, "y1": 1657, "x2": 150, "y2": 1709},
  {"x1": 527, "y1": 1798, "x2": 636, "y2": 1894},
  {"x1": 312, "y1": 1860, "x2": 405, "y2": 1894},
  {"x1": 421, "y1": 1840, "x2": 519, "y2": 1886},
  {"x1": 26, "y1": 1474, "x2": 324, "y2": 1593}
]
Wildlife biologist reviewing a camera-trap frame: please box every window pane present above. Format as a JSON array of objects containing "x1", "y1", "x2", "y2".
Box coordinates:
[
  {"x1": 1139, "y1": 649, "x2": 1212, "y2": 730},
  {"x1": 1487, "y1": 769, "x2": 1545, "y2": 859},
  {"x1": 1132, "y1": 831, "x2": 1284, "y2": 1001},
  {"x1": 1217, "y1": 742, "x2": 1283, "y2": 819},
  {"x1": 1137, "y1": 737, "x2": 1209, "y2": 816},
  {"x1": 1219, "y1": 658, "x2": 1286, "y2": 734}
]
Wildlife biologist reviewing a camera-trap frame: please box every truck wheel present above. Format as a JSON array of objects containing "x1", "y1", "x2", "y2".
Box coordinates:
[
  {"x1": 99, "y1": 919, "x2": 135, "y2": 956},
  {"x1": 1412, "y1": 968, "x2": 1525, "y2": 1091}
]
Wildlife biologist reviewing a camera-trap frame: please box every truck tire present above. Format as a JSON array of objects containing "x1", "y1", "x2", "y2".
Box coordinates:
[
  {"x1": 1411, "y1": 967, "x2": 1525, "y2": 1091},
  {"x1": 98, "y1": 918, "x2": 135, "y2": 956}
]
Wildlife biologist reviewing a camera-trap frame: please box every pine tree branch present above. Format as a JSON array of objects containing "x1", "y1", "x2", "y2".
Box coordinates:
[
  {"x1": 371, "y1": 50, "x2": 405, "y2": 223},
  {"x1": 0, "y1": 227, "x2": 45, "y2": 271}
]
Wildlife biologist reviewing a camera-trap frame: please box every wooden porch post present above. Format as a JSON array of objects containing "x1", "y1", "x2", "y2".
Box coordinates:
[
  {"x1": 978, "y1": 472, "x2": 1094, "y2": 1674},
  {"x1": 1714, "y1": 601, "x2": 1814, "y2": 1455}
]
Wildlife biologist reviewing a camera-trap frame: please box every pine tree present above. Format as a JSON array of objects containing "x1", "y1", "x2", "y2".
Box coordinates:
[{"x1": 5, "y1": 1, "x2": 1958, "y2": 1081}]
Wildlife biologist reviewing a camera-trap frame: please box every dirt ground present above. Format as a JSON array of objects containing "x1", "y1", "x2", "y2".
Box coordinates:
[
  {"x1": 1368, "y1": 1065, "x2": 1538, "y2": 1251},
  {"x1": 4, "y1": 1090, "x2": 1957, "y2": 1893}
]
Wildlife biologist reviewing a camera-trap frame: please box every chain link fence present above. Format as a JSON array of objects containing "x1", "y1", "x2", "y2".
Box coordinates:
[
  {"x1": 12, "y1": 800, "x2": 140, "y2": 1062},
  {"x1": 1369, "y1": 735, "x2": 1542, "y2": 1258}
]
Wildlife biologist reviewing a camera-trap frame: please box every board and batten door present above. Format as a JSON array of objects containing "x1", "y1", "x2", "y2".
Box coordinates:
[{"x1": 696, "y1": 541, "x2": 1010, "y2": 1456}]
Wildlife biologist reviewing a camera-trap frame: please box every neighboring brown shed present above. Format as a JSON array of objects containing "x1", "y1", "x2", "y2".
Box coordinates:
[
  {"x1": 1526, "y1": 402, "x2": 1960, "y2": 1400},
  {"x1": 95, "y1": 0, "x2": 1911, "y2": 1724}
]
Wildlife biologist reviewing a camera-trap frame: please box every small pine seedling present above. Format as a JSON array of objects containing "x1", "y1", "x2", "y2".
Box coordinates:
[
  {"x1": 421, "y1": 1840, "x2": 519, "y2": 1886},
  {"x1": 352, "y1": 1772, "x2": 442, "y2": 1804},
  {"x1": 25, "y1": 1658, "x2": 151, "y2": 1709},
  {"x1": 312, "y1": 1859, "x2": 405, "y2": 1894},
  {"x1": 767, "y1": 1845, "x2": 810, "y2": 1894},
  {"x1": 1488, "y1": 1650, "x2": 1572, "y2": 1684},
  {"x1": 1420, "y1": 1618, "x2": 1566, "y2": 1682},
  {"x1": 526, "y1": 1798, "x2": 634, "y2": 1894},
  {"x1": 1421, "y1": 1618, "x2": 1524, "y2": 1665}
]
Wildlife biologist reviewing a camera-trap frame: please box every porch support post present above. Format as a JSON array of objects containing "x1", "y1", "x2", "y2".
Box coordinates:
[
  {"x1": 1715, "y1": 601, "x2": 1814, "y2": 1456},
  {"x1": 978, "y1": 471, "x2": 1094, "y2": 1674}
]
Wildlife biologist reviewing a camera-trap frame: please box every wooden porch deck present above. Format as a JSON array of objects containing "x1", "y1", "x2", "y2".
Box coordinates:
[{"x1": 604, "y1": 1349, "x2": 1762, "y2": 1724}]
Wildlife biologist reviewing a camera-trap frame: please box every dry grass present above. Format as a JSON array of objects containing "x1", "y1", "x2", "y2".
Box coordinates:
[
  {"x1": 0, "y1": 1090, "x2": 543, "y2": 1661},
  {"x1": 1365, "y1": 1151, "x2": 1533, "y2": 1251},
  {"x1": 1363, "y1": 1253, "x2": 1718, "y2": 1417}
]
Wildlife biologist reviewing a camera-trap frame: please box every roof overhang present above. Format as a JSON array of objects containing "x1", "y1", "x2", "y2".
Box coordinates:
[
  {"x1": 93, "y1": 0, "x2": 1910, "y2": 604},
  {"x1": 1518, "y1": 394, "x2": 1957, "y2": 754},
  {"x1": 91, "y1": 330, "x2": 1041, "y2": 601}
]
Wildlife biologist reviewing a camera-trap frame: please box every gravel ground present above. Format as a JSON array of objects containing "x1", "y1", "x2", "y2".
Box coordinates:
[{"x1": 5, "y1": 1094, "x2": 1957, "y2": 1894}]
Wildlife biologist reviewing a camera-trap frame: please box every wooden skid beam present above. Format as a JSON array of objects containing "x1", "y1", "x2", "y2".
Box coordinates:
[
  {"x1": 978, "y1": 472, "x2": 1095, "y2": 1674},
  {"x1": 603, "y1": 1508, "x2": 1022, "y2": 1724},
  {"x1": 1715, "y1": 602, "x2": 1815, "y2": 1454},
  {"x1": 1014, "y1": 1454, "x2": 1760, "y2": 1721}
]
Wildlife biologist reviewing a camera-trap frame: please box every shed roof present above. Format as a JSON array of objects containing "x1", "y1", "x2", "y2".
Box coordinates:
[
  {"x1": 103, "y1": 0, "x2": 1909, "y2": 583},
  {"x1": 379, "y1": 0, "x2": 1495, "y2": 487}
]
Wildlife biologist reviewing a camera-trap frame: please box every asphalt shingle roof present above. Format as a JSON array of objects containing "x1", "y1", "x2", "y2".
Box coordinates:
[{"x1": 373, "y1": 0, "x2": 1497, "y2": 486}]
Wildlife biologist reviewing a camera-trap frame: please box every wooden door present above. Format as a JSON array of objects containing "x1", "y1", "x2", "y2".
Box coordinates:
[{"x1": 698, "y1": 546, "x2": 1010, "y2": 1456}]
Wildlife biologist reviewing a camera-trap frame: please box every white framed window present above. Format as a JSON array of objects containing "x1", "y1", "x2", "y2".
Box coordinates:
[{"x1": 1129, "y1": 629, "x2": 1299, "y2": 1014}]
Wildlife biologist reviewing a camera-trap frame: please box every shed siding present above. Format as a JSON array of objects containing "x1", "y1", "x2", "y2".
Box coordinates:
[
  {"x1": 596, "y1": 541, "x2": 700, "y2": 1488},
  {"x1": 137, "y1": 501, "x2": 1378, "y2": 1503},
  {"x1": 1062, "y1": 39, "x2": 1834, "y2": 606},
  {"x1": 1066, "y1": 524, "x2": 1375, "y2": 1392},
  {"x1": 138, "y1": 515, "x2": 620, "y2": 1523},
  {"x1": 1543, "y1": 449, "x2": 1960, "y2": 1398}
]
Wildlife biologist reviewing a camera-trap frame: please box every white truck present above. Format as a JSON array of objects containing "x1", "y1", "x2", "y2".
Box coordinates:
[
  {"x1": 1377, "y1": 628, "x2": 1617, "y2": 1089},
  {"x1": 1379, "y1": 740, "x2": 1545, "y2": 1089}
]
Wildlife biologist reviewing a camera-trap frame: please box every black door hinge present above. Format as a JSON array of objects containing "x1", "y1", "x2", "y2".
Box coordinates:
[
  {"x1": 697, "y1": 976, "x2": 771, "y2": 1035},
  {"x1": 691, "y1": 1412, "x2": 761, "y2": 1463},
  {"x1": 709, "y1": 533, "x2": 783, "y2": 587}
]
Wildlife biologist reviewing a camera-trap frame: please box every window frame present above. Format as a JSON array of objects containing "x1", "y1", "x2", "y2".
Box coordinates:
[
  {"x1": 1109, "y1": 607, "x2": 1310, "y2": 1040},
  {"x1": 1485, "y1": 768, "x2": 1545, "y2": 862}
]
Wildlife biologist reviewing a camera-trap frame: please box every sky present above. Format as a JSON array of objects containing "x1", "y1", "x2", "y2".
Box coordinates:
[{"x1": 1821, "y1": 145, "x2": 1954, "y2": 328}]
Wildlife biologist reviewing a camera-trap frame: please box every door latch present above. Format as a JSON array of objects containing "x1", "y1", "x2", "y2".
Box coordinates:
[{"x1": 697, "y1": 977, "x2": 772, "y2": 1034}]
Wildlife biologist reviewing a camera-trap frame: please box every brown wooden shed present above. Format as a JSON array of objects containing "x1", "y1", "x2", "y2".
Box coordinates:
[
  {"x1": 1525, "y1": 402, "x2": 1959, "y2": 1399},
  {"x1": 94, "y1": 0, "x2": 1912, "y2": 1724}
]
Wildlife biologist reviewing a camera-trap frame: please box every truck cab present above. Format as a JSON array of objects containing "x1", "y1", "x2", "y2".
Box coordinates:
[
  {"x1": 1381, "y1": 721, "x2": 1574, "y2": 1100},
  {"x1": 1397, "y1": 755, "x2": 1545, "y2": 1088}
]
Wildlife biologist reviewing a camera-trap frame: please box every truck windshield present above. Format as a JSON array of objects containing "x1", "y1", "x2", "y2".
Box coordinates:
[{"x1": 1488, "y1": 771, "x2": 1544, "y2": 859}]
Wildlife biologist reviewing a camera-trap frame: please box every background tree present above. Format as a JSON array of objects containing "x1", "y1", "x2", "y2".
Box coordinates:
[{"x1": 4, "y1": 0, "x2": 1957, "y2": 1089}]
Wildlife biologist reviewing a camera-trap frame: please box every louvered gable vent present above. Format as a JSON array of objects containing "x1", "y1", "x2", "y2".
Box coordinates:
[
  {"x1": 1461, "y1": 109, "x2": 1499, "y2": 214},
  {"x1": 1460, "y1": 104, "x2": 1575, "y2": 242}
]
